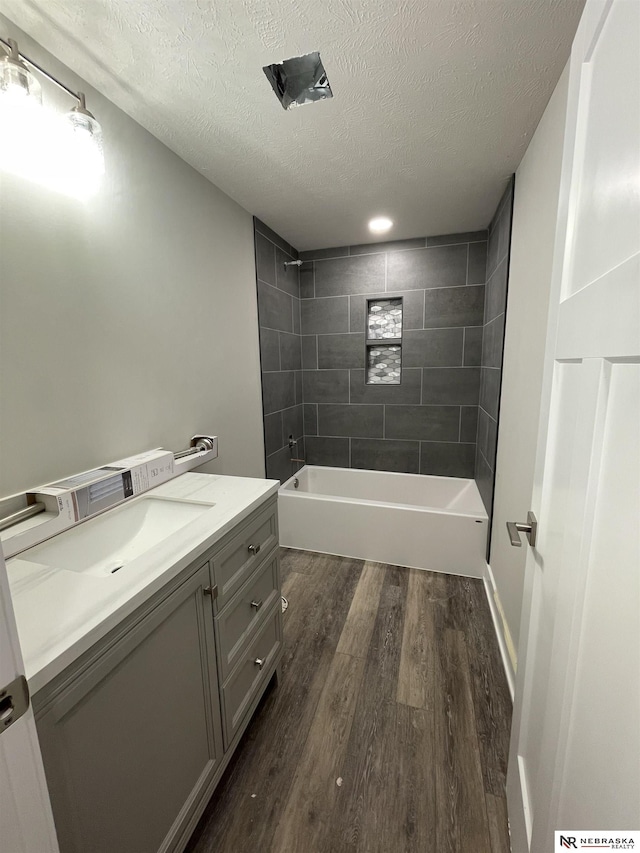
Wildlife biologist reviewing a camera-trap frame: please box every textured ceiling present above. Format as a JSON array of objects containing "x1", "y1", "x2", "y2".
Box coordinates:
[{"x1": 2, "y1": 0, "x2": 584, "y2": 250}]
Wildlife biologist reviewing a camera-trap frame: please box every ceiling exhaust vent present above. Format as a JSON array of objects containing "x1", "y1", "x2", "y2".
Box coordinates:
[{"x1": 263, "y1": 51, "x2": 333, "y2": 110}]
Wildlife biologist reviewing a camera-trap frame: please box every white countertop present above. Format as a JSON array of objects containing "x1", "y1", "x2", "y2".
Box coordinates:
[{"x1": 7, "y1": 472, "x2": 279, "y2": 694}]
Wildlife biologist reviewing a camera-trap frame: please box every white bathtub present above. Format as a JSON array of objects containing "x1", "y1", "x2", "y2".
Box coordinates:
[{"x1": 278, "y1": 466, "x2": 488, "y2": 578}]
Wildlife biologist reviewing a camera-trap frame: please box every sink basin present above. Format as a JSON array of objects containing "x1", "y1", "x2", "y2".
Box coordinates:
[{"x1": 23, "y1": 497, "x2": 213, "y2": 577}]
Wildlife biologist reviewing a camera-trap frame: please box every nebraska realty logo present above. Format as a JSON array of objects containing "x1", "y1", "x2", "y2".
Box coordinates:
[{"x1": 556, "y1": 831, "x2": 639, "y2": 850}]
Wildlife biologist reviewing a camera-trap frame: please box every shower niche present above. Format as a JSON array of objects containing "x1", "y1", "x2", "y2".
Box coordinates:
[{"x1": 366, "y1": 298, "x2": 403, "y2": 384}]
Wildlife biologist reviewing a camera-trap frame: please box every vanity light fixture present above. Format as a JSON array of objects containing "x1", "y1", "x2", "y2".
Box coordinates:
[
  {"x1": 0, "y1": 35, "x2": 104, "y2": 196},
  {"x1": 67, "y1": 92, "x2": 104, "y2": 178},
  {"x1": 368, "y1": 216, "x2": 393, "y2": 234},
  {"x1": 0, "y1": 38, "x2": 42, "y2": 103}
]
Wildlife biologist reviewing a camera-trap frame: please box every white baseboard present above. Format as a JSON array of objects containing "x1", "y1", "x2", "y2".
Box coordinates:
[{"x1": 482, "y1": 562, "x2": 516, "y2": 701}]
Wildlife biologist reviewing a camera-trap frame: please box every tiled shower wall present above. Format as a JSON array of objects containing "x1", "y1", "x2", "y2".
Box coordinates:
[
  {"x1": 298, "y1": 233, "x2": 488, "y2": 476},
  {"x1": 475, "y1": 179, "x2": 515, "y2": 518},
  {"x1": 254, "y1": 218, "x2": 304, "y2": 483}
]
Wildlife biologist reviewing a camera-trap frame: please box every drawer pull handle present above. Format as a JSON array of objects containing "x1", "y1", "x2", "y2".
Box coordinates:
[
  {"x1": 254, "y1": 657, "x2": 265, "y2": 670},
  {"x1": 248, "y1": 543, "x2": 261, "y2": 555},
  {"x1": 250, "y1": 599, "x2": 263, "y2": 611}
]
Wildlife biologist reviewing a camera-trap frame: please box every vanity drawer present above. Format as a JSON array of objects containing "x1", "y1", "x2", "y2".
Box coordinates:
[
  {"x1": 210, "y1": 502, "x2": 278, "y2": 609},
  {"x1": 215, "y1": 552, "x2": 280, "y2": 682},
  {"x1": 220, "y1": 603, "x2": 282, "y2": 748}
]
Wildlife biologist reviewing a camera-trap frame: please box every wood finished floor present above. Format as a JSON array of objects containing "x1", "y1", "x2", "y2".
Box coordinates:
[{"x1": 186, "y1": 549, "x2": 512, "y2": 853}]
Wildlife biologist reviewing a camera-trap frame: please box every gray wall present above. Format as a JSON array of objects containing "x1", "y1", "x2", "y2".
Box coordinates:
[
  {"x1": 297, "y1": 234, "x2": 487, "y2": 476},
  {"x1": 0, "y1": 16, "x2": 265, "y2": 496},
  {"x1": 475, "y1": 180, "x2": 515, "y2": 521},
  {"x1": 254, "y1": 219, "x2": 304, "y2": 483}
]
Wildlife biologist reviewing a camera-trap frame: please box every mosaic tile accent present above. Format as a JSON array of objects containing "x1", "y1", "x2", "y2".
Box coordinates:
[
  {"x1": 367, "y1": 345, "x2": 402, "y2": 384},
  {"x1": 367, "y1": 298, "x2": 403, "y2": 340}
]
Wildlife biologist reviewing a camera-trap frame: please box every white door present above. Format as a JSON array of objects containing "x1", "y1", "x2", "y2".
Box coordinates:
[
  {"x1": 506, "y1": 0, "x2": 640, "y2": 851},
  {"x1": 0, "y1": 546, "x2": 59, "y2": 853}
]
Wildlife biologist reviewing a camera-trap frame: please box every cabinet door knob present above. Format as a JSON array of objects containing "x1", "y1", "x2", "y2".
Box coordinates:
[
  {"x1": 248, "y1": 543, "x2": 261, "y2": 555},
  {"x1": 250, "y1": 599, "x2": 263, "y2": 611},
  {"x1": 254, "y1": 658, "x2": 265, "y2": 670}
]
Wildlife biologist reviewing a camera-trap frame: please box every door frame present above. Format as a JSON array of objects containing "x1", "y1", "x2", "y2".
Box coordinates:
[{"x1": 506, "y1": 0, "x2": 637, "y2": 847}]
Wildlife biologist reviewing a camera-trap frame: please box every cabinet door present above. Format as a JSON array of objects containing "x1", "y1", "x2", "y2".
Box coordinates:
[{"x1": 36, "y1": 565, "x2": 223, "y2": 853}]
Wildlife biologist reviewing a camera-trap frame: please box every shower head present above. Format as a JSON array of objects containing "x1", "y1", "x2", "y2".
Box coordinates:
[{"x1": 283, "y1": 259, "x2": 303, "y2": 268}]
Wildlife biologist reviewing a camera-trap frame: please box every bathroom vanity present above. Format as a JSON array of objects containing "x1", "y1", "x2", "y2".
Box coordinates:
[{"x1": 6, "y1": 473, "x2": 282, "y2": 853}]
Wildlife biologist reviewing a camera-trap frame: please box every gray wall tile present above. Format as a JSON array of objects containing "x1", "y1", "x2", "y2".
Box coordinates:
[
  {"x1": 463, "y1": 326, "x2": 483, "y2": 366},
  {"x1": 254, "y1": 218, "x2": 295, "y2": 257},
  {"x1": 486, "y1": 182, "x2": 513, "y2": 278},
  {"x1": 280, "y1": 331, "x2": 302, "y2": 371},
  {"x1": 349, "y1": 294, "x2": 363, "y2": 332},
  {"x1": 295, "y1": 370, "x2": 303, "y2": 405},
  {"x1": 301, "y1": 296, "x2": 349, "y2": 334},
  {"x1": 481, "y1": 313, "x2": 505, "y2": 369},
  {"x1": 306, "y1": 436, "x2": 350, "y2": 467},
  {"x1": 318, "y1": 404, "x2": 384, "y2": 438},
  {"x1": 262, "y1": 371, "x2": 296, "y2": 414},
  {"x1": 255, "y1": 222, "x2": 302, "y2": 477},
  {"x1": 303, "y1": 369, "x2": 350, "y2": 403},
  {"x1": 293, "y1": 298, "x2": 301, "y2": 334},
  {"x1": 497, "y1": 190, "x2": 513, "y2": 264},
  {"x1": 423, "y1": 285, "x2": 485, "y2": 328},
  {"x1": 264, "y1": 411, "x2": 283, "y2": 456},
  {"x1": 460, "y1": 406, "x2": 479, "y2": 443},
  {"x1": 282, "y1": 405, "x2": 304, "y2": 445},
  {"x1": 300, "y1": 246, "x2": 349, "y2": 261},
  {"x1": 300, "y1": 262, "x2": 314, "y2": 299},
  {"x1": 304, "y1": 403, "x2": 318, "y2": 435},
  {"x1": 427, "y1": 231, "x2": 487, "y2": 246},
  {"x1": 266, "y1": 446, "x2": 293, "y2": 484},
  {"x1": 387, "y1": 245, "x2": 467, "y2": 290},
  {"x1": 403, "y1": 328, "x2": 464, "y2": 367},
  {"x1": 350, "y1": 290, "x2": 424, "y2": 333},
  {"x1": 255, "y1": 231, "x2": 276, "y2": 286},
  {"x1": 350, "y1": 368, "x2": 422, "y2": 404},
  {"x1": 485, "y1": 257, "x2": 508, "y2": 323},
  {"x1": 479, "y1": 367, "x2": 501, "y2": 420},
  {"x1": 474, "y1": 179, "x2": 513, "y2": 528},
  {"x1": 317, "y1": 333, "x2": 365, "y2": 369},
  {"x1": 258, "y1": 224, "x2": 512, "y2": 486},
  {"x1": 314, "y1": 254, "x2": 385, "y2": 297},
  {"x1": 258, "y1": 281, "x2": 293, "y2": 332},
  {"x1": 302, "y1": 335, "x2": 318, "y2": 370},
  {"x1": 477, "y1": 407, "x2": 498, "y2": 471},
  {"x1": 475, "y1": 446, "x2": 494, "y2": 518},
  {"x1": 467, "y1": 241, "x2": 488, "y2": 285},
  {"x1": 351, "y1": 438, "x2": 419, "y2": 474},
  {"x1": 385, "y1": 405, "x2": 460, "y2": 441},
  {"x1": 421, "y1": 367, "x2": 480, "y2": 405},
  {"x1": 259, "y1": 327, "x2": 280, "y2": 372},
  {"x1": 419, "y1": 442, "x2": 476, "y2": 478},
  {"x1": 349, "y1": 237, "x2": 425, "y2": 255},
  {"x1": 275, "y1": 248, "x2": 300, "y2": 297},
  {"x1": 487, "y1": 224, "x2": 500, "y2": 281}
]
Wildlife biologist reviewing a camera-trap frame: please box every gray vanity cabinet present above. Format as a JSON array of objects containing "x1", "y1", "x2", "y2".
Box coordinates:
[
  {"x1": 34, "y1": 563, "x2": 224, "y2": 853},
  {"x1": 33, "y1": 495, "x2": 283, "y2": 853}
]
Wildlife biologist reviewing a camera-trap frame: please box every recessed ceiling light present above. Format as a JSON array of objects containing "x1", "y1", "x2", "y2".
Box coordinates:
[{"x1": 368, "y1": 216, "x2": 393, "y2": 234}]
